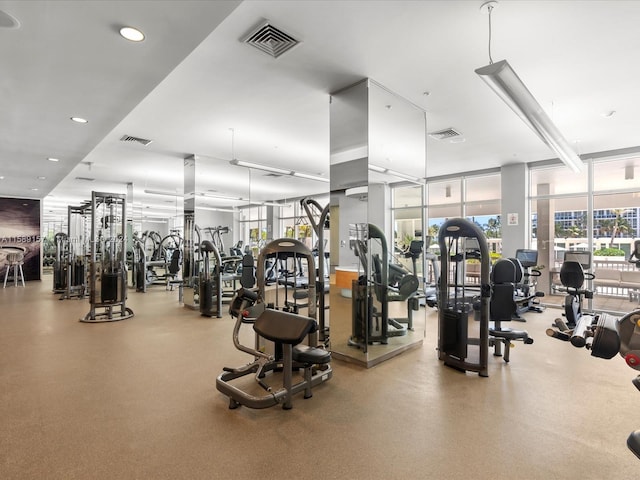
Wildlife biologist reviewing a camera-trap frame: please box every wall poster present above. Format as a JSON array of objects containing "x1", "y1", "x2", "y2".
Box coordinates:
[{"x1": 0, "y1": 197, "x2": 41, "y2": 282}]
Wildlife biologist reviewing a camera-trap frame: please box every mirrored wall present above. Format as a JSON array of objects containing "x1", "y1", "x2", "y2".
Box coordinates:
[{"x1": 330, "y1": 79, "x2": 427, "y2": 367}]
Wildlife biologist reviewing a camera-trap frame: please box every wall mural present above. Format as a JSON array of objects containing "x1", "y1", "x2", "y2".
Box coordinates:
[{"x1": 0, "y1": 198, "x2": 41, "y2": 282}]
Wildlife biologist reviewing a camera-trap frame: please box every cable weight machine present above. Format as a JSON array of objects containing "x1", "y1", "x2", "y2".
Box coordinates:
[
  {"x1": 437, "y1": 218, "x2": 490, "y2": 377},
  {"x1": 81, "y1": 192, "x2": 134, "y2": 323}
]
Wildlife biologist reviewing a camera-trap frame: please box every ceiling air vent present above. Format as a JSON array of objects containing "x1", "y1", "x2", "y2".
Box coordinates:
[
  {"x1": 75, "y1": 177, "x2": 95, "y2": 182},
  {"x1": 243, "y1": 22, "x2": 300, "y2": 58},
  {"x1": 120, "y1": 134, "x2": 153, "y2": 146},
  {"x1": 428, "y1": 128, "x2": 462, "y2": 140}
]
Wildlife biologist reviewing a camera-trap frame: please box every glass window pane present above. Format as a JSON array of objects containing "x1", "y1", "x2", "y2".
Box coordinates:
[
  {"x1": 593, "y1": 157, "x2": 640, "y2": 191},
  {"x1": 531, "y1": 165, "x2": 588, "y2": 196},
  {"x1": 465, "y1": 174, "x2": 500, "y2": 202},
  {"x1": 393, "y1": 185, "x2": 422, "y2": 207},
  {"x1": 428, "y1": 180, "x2": 459, "y2": 205}
]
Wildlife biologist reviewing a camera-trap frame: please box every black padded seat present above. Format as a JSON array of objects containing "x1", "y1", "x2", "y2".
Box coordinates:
[
  {"x1": 293, "y1": 290, "x2": 309, "y2": 300},
  {"x1": 278, "y1": 276, "x2": 309, "y2": 288},
  {"x1": 293, "y1": 344, "x2": 331, "y2": 364},
  {"x1": 253, "y1": 308, "x2": 317, "y2": 345}
]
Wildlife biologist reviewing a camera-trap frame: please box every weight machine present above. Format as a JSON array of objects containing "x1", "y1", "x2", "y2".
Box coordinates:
[
  {"x1": 547, "y1": 309, "x2": 640, "y2": 459},
  {"x1": 349, "y1": 223, "x2": 410, "y2": 352},
  {"x1": 199, "y1": 239, "x2": 223, "y2": 318},
  {"x1": 437, "y1": 218, "x2": 490, "y2": 377},
  {"x1": 300, "y1": 197, "x2": 330, "y2": 345},
  {"x1": 216, "y1": 238, "x2": 332, "y2": 410},
  {"x1": 81, "y1": 192, "x2": 133, "y2": 323}
]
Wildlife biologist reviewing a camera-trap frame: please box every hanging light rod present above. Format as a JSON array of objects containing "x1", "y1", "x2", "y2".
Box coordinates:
[
  {"x1": 229, "y1": 159, "x2": 329, "y2": 183},
  {"x1": 144, "y1": 189, "x2": 181, "y2": 197},
  {"x1": 193, "y1": 192, "x2": 245, "y2": 201},
  {"x1": 474, "y1": 1, "x2": 583, "y2": 173},
  {"x1": 475, "y1": 60, "x2": 583, "y2": 173},
  {"x1": 368, "y1": 164, "x2": 424, "y2": 184}
]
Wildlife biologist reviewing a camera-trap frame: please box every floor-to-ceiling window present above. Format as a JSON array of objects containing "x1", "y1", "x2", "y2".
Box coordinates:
[{"x1": 530, "y1": 155, "x2": 640, "y2": 313}]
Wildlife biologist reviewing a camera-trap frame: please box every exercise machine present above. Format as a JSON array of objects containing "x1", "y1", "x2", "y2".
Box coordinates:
[
  {"x1": 300, "y1": 197, "x2": 330, "y2": 345},
  {"x1": 553, "y1": 251, "x2": 594, "y2": 329},
  {"x1": 199, "y1": 240, "x2": 223, "y2": 318},
  {"x1": 511, "y1": 249, "x2": 545, "y2": 315},
  {"x1": 349, "y1": 224, "x2": 410, "y2": 352},
  {"x1": 547, "y1": 309, "x2": 640, "y2": 459},
  {"x1": 437, "y1": 218, "x2": 490, "y2": 377},
  {"x1": 136, "y1": 231, "x2": 183, "y2": 291},
  {"x1": 58, "y1": 204, "x2": 91, "y2": 300},
  {"x1": 630, "y1": 239, "x2": 640, "y2": 268},
  {"x1": 216, "y1": 238, "x2": 332, "y2": 410},
  {"x1": 52, "y1": 232, "x2": 69, "y2": 294},
  {"x1": 81, "y1": 192, "x2": 134, "y2": 323},
  {"x1": 488, "y1": 258, "x2": 534, "y2": 363}
]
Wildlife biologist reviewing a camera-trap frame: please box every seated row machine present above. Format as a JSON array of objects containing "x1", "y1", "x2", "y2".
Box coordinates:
[{"x1": 216, "y1": 239, "x2": 332, "y2": 410}]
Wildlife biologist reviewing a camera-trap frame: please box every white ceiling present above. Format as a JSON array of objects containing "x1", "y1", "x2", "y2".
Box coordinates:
[{"x1": 2, "y1": 0, "x2": 640, "y2": 221}]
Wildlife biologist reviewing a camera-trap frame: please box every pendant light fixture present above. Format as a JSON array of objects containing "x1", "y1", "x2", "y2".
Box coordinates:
[{"x1": 474, "y1": 1, "x2": 583, "y2": 173}]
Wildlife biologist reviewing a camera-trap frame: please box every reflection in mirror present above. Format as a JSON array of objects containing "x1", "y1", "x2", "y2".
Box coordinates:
[
  {"x1": 330, "y1": 79, "x2": 427, "y2": 367},
  {"x1": 228, "y1": 141, "x2": 330, "y2": 347}
]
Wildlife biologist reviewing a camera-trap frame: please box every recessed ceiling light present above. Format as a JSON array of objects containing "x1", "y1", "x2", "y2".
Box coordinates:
[
  {"x1": 70, "y1": 117, "x2": 88, "y2": 124},
  {"x1": 30, "y1": 188, "x2": 38, "y2": 191},
  {"x1": 119, "y1": 26, "x2": 145, "y2": 42},
  {"x1": 37, "y1": 176, "x2": 46, "y2": 180},
  {"x1": 47, "y1": 157, "x2": 59, "y2": 162},
  {"x1": 0, "y1": 176, "x2": 4, "y2": 180}
]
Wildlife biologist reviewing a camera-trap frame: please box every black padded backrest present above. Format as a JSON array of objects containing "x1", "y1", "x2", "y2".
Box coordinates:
[
  {"x1": 168, "y1": 249, "x2": 181, "y2": 274},
  {"x1": 491, "y1": 258, "x2": 516, "y2": 284},
  {"x1": 240, "y1": 254, "x2": 255, "y2": 288},
  {"x1": 560, "y1": 261, "x2": 585, "y2": 289},
  {"x1": 490, "y1": 259, "x2": 517, "y2": 322},
  {"x1": 372, "y1": 254, "x2": 383, "y2": 285},
  {"x1": 253, "y1": 308, "x2": 317, "y2": 345}
]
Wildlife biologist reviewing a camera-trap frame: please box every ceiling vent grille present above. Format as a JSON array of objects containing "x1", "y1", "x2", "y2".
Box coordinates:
[
  {"x1": 120, "y1": 134, "x2": 153, "y2": 146},
  {"x1": 428, "y1": 128, "x2": 462, "y2": 140},
  {"x1": 75, "y1": 177, "x2": 95, "y2": 182},
  {"x1": 243, "y1": 22, "x2": 299, "y2": 58}
]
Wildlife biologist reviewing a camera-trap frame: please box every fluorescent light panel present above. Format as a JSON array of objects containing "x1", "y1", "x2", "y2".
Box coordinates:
[
  {"x1": 144, "y1": 189, "x2": 180, "y2": 197},
  {"x1": 230, "y1": 159, "x2": 329, "y2": 183},
  {"x1": 475, "y1": 59, "x2": 583, "y2": 173},
  {"x1": 197, "y1": 206, "x2": 235, "y2": 213},
  {"x1": 291, "y1": 171, "x2": 329, "y2": 183},
  {"x1": 197, "y1": 192, "x2": 244, "y2": 201},
  {"x1": 230, "y1": 159, "x2": 291, "y2": 175},
  {"x1": 368, "y1": 165, "x2": 423, "y2": 183}
]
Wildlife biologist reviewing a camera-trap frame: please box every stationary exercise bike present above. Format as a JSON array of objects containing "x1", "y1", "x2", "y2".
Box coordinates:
[
  {"x1": 553, "y1": 251, "x2": 595, "y2": 329},
  {"x1": 547, "y1": 309, "x2": 640, "y2": 459}
]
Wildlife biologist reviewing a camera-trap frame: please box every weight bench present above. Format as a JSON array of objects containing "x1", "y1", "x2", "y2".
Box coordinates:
[{"x1": 216, "y1": 308, "x2": 332, "y2": 410}]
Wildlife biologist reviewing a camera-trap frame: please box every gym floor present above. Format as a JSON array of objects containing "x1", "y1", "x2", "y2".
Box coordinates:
[{"x1": 1, "y1": 279, "x2": 638, "y2": 479}]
